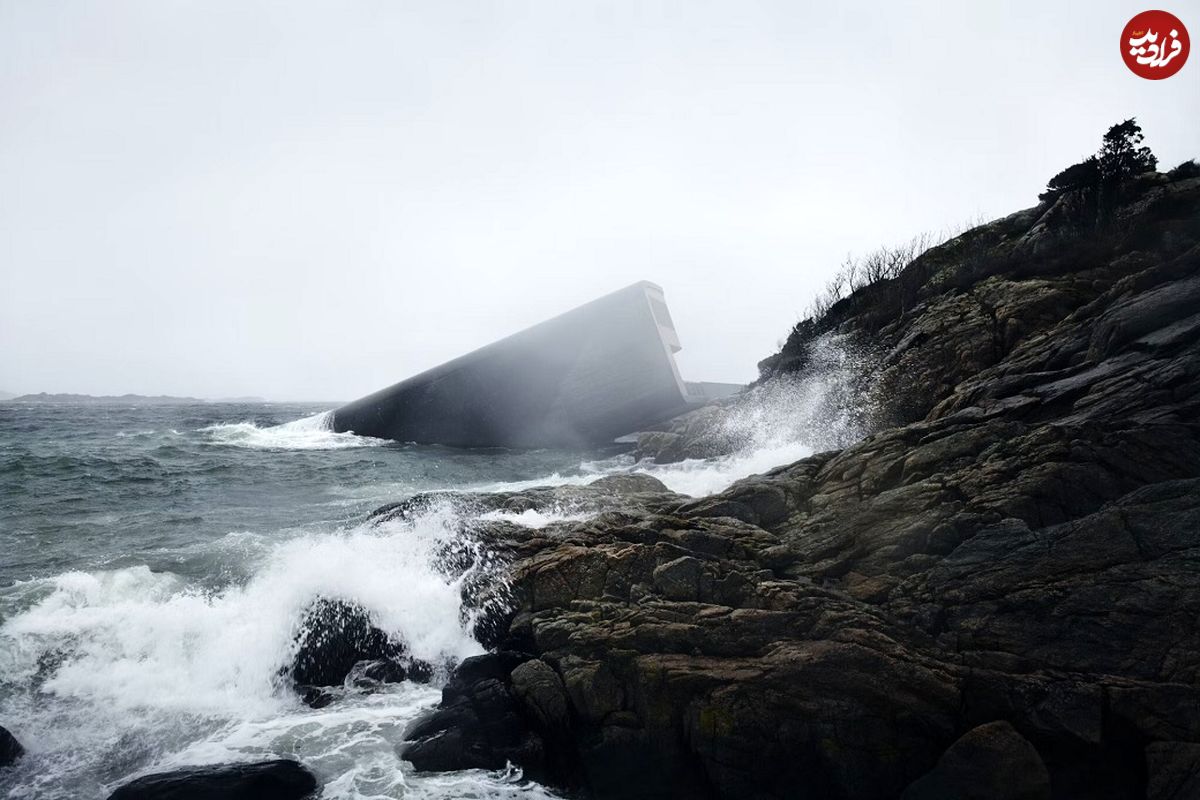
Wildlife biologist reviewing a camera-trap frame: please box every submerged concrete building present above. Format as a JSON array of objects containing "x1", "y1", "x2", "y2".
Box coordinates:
[{"x1": 332, "y1": 281, "x2": 740, "y2": 448}]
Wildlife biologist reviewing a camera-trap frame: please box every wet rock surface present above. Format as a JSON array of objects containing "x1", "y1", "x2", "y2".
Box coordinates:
[
  {"x1": 400, "y1": 651, "x2": 575, "y2": 786},
  {"x1": 0, "y1": 726, "x2": 22, "y2": 769},
  {"x1": 901, "y1": 721, "x2": 1051, "y2": 800},
  {"x1": 633, "y1": 403, "x2": 740, "y2": 463},
  {"x1": 1145, "y1": 742, "x2": 1200, "y2": 800},
  {"x1": 370, "y1": 473, "x2": 674, "y2": 527},
  {"x1": 105, "y1": 759, "x2": 318, "y2": 800},
  {"x1": 399, "y1": 174, "x2": 1200, "y2": 798},
  {"x1": 288, "y1": 598, "x2": 432, "y2": 707}
]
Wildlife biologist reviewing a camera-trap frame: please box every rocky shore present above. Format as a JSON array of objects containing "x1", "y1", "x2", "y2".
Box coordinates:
[
  {"x1": 398, "y1": 169, "x2": 1200, "y2": 799},
  {"x1": 11, "y1": 163, "x2": 1195, "y2": 800}
]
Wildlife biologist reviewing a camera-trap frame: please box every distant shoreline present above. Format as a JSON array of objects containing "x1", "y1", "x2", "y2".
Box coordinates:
[{"x1": 3, "y1": 392, "x2": 272, "y2": 405}]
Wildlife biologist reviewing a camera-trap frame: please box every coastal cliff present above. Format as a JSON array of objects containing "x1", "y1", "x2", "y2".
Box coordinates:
[{"x1": 399, "y1": 165, "x2": 1200, "y2": 799}]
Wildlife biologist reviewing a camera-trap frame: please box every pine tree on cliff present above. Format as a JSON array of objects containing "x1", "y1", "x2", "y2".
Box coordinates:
[
  {"x1": 1097, "y1": 118, "x2": 1157, "y2": 180},
  {"x1": 1040, "y1": 157, "x2": 1100, "y2": 201},
  {"x1": 1039, "y1": 118, "x2": 1157, "y2": 225}
]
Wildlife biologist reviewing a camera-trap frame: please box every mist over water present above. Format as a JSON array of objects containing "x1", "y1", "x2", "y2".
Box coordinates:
[{"x1": 0, "y1": 359, "x2": 870, "y2": 798}]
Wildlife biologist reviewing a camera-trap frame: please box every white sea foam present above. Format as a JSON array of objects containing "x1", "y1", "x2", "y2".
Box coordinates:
[
  {"x1": 477, "y1": 508, "x2": 593, "y2": 529},
  {"x1": 0, "y1": 335, "x2": 876, "y2": 799},
  {"x1": 467, "y1": 471, "x2": 598, "y2": 494},
  {"x1": 0, "y1": 504, "x2": 490, "y2": 799},
  {"x1": 202, "y1": 411, "x2": 385, "y2": 450},
  {"x1": 632, "y1": 440, "x2": 814, "y2": 497}
]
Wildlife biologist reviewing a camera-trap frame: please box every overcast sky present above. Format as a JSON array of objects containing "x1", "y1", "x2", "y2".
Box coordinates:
[{"x1": 1, "y1": 1, "x2": 1197, "y2": 400}]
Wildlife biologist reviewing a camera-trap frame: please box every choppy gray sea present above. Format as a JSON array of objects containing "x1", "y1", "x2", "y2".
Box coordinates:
[{"x1": 0, "y1": 400, "x2": 817, "y2": 798}]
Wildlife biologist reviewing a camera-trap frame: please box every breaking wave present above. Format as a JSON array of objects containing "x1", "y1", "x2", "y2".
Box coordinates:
[
  {"x1": 627, "y1": 333, "x2": 876, "y2": 496},
  {"x1": 0, "y1": 504, "x2": 489, "y2": 799},
  {"x1": 631, "y1": 440, "x2": 814, "y2": 497},
  {"x1": 202, "y1": 411, "x2": 385, "y2": 450},
  {"x1": 0, "y1": 333, "x2": 880, "y2": 798},
  {"x1": 477, "y1": 508, "x2": 594, "y2": 529}
]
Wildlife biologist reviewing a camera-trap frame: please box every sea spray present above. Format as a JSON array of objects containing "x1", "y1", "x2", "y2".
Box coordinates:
[
  {"x1": 202, "y1": 410, "x2": 386, "y2": 450},
  {"x1": 625, "y1": 332, "x2": 881, "y2": 496},
  {"x1": 0, "y1": 502, "x2": 492, "y2": 799},
  {"x1": 629, "y1": 440, "x2": 815, "y2": 497},
  {"x1": 477, "y1": 508, "x2": 593, "y2": 529},
  {"x1": 0, "y1": 372, "x2": 879, "y2": 798},
  {"x1": 718, "y1": 332, "x2": 881, "y2": 453}
]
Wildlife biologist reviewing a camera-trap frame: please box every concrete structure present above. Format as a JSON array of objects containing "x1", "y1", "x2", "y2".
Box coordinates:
[{"x1": 332, "y1": 281, "x2": 740, "y2": 448}]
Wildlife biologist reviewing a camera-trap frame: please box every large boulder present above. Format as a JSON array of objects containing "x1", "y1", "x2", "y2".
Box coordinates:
[
  {"x1": 632, "y1": 401, "x2": 754, "y2": 465},
  {"x1": 509, "y1": 658, "x2": 571, "y2": 734},
  {"x1": 371, "y1": 474, "x2": 676, "y2": 527},
  {"x1": 401, "y1": 652, "x2": 572, "y2": 786},
  {"x1": 106, "y1": 760, "x2": 317, "y2": 800},
  {"x1": 0, "y1": 725, "x2": 23, "y2": 768},
  {"x1": 287, "y1": 598, "x2": 431, "y2": 707},
  {"x1": 901, "y1": 721, "x2": 1050, "y2": 800}
]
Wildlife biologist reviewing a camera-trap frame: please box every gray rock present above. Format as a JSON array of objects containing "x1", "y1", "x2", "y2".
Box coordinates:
[
  {"x1": 587, "y1": 473, "x2": 670, "y2": 495},
  {"x1": 400, "y1": 651, "x2": 572, "y2": 786},
  {"x1": 0, "y1": 725, "x2": 22, "y2": 768},
  {"x1": 1146, "y1": 742, "x2": 1200, "y2": 800},
  {"x1": 652, "y1": 556, "x2": 705, "y2": 601},
  {"x1": 901, "y1": 721, "x2": 1050, "y2": 800},
  {"x1": 287, "y1": 598, "x2": 431, "y2": 708},
  {"x1": 510, "y1": 659, "x2": 570, "y2": 732},
  {"x1": 106, "y1": 760, "x2": 317, "y2": 800}
]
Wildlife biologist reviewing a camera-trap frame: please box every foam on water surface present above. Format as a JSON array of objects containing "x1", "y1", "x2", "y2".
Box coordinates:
[
  {"x1": 632, "y1": 440, "x2": 815, "y2": 497},
  {"x1": 0, "y1": 504, "x2": 487, "y2": 799},
  {"x1": 0, "y1": 338, "x2": 874, "y2": 798},
  {"x1": 477, "y1": 508, "x2": 593, "y2": 529},
  {"x1": 203, "y1": 410, "x2": 386, "y2": 450}
]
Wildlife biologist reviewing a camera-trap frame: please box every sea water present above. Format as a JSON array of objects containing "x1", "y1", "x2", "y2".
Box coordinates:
[{"x1": 0, "y1": 374, "x2": 858, "y2": 798}]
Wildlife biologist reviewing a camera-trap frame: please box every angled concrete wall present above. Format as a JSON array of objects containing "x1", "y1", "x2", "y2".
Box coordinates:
[{"x1": 332, "y1": 281, "x2": 710, "y2": 448}]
